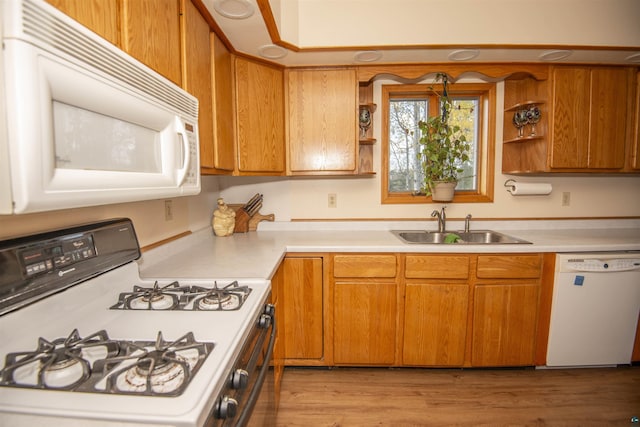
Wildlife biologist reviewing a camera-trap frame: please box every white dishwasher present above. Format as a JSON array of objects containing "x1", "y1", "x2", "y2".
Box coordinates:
[{"x1": 546, "y1": 252, "x2": 640, "y2": 367}]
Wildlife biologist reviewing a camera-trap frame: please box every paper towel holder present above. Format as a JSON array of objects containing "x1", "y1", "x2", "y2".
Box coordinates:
[
  {"x1": 504, "y1": 179, "x2": 553, "y2": 196},
  {"x1": 504, "y1": 179, "x2": 517, "y2": 192}
]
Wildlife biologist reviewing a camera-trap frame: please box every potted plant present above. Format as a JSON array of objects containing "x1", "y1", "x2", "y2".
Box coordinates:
[{"x1": 417, "y1": 73, "x2": 471, "y2": 202}]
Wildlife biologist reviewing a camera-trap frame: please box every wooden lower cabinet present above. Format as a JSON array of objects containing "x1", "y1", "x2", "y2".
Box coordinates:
[
  {"x1": 279, "y1": 252, "x2": 546, "y2": 368},
  {"x1": 332, "y1": 254, "x2": 398, "y2": 365},
  {"x1": 279, "y1": 257, "x2": 324, "y2": 362},
  {"x1": 333, "y1": 281, "x2": 397, "y2": 364},
  {"x1": 403, "y1": 283, "x2": 468, "y2": 366},
  {"x1": 471, "y1": 283, "x2": 539, "y2": 366}
]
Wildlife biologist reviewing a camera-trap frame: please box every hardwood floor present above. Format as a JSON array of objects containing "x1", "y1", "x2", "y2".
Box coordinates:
[{"x1": 275, "y1": 366, "x2": 640, "y2": 426}]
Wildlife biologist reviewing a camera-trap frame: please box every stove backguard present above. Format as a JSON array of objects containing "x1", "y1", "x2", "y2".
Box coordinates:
[{"x1": 0, "y1": 218, "x2": 141, "y2": 315}]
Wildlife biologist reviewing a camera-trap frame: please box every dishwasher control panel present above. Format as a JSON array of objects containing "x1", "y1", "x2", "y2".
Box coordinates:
[{"x1": 563, "y1": 257, "x2": 640, "y2": 272}]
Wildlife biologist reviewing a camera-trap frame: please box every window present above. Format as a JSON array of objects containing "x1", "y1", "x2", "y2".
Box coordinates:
[{"x1": 381, "y1": 82, "x2": 495, "y2": 204}]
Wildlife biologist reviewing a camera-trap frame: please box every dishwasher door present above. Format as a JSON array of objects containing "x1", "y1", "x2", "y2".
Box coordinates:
[{"x1": 546, "y1": 253, "x2": 640, "y2": 367}]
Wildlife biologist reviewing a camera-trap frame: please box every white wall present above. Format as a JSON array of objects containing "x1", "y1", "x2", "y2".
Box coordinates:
[
  {"x1": 219, "y1": 81, "x2": 640, "y2": 222},
  {"x1": 0, "y1": 177, "x2": 221, "y2": 247}
]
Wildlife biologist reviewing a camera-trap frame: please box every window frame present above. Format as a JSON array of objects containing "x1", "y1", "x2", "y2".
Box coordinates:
[{"x1": 381, "y1": 82, "x2": 496, "y2": 204}]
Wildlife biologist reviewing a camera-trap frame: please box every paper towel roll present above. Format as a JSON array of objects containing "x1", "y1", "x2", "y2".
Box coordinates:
[{"x1": 507, "y1": 182, "x2": 552, "y2": 196}]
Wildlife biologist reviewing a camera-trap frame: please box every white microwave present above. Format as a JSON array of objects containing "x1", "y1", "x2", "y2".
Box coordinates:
[{"x1": 0, "y1": 0, "x2": 201, "y2": 214}]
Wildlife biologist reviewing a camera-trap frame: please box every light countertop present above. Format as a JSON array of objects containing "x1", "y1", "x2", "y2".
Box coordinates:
[{"x1": 138, "y1": 219, "x2": 640, "y2": 281}]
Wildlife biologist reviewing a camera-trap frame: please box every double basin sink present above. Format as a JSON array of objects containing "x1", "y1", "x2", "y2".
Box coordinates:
[{"x1": 391, "y1": 230, "x2": 532, "y2": 245}]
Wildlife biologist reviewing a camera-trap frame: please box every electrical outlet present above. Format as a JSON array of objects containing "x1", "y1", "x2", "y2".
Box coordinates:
[
  {"x1": 561, "y1": 192, "x2": 571, "y2": 207},
  {"x1": 328, "y1": 193, "x2": 337, "y2": 208},
  {"x1": 164, "y1": 200, "x2": 173, "y2": 220}
]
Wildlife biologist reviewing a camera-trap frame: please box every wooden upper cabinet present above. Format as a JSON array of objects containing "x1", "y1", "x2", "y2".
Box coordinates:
[
  {"x1": 49, "y1": 0, "x2": 182, "y2": 86},
  {"x1": 209, "y1": 33, "x2": 235, "y2": 172},
  {"x1": 46, "y1": 0, "x2": 120, "y2": 45},
  {"x1": 588, "y1": 68, "x2": 630, "y2": 169},
  {"x1": 121, "y1": 0, "x2": 182, "y2": 86},
  {"x1": 181, "y1": 0, "x2": 214, "y2": 171},
  {"x1": 286, "y1": 68, "x2": 359, "y2": 174},
  {"x1": 633, "y1": 71, "x2": 640, "y2": 170},
  {"x1": 235, "y1": 57, "x2": 285, "y2": 175},
  {"x1": 549, "y1": 67, "x2": 591, "y2": 168},
  {"x1": 551, "y1": 66, "x2": 629, "y2": 170},
  {"x1": 503, "y1": 65, "x2": 634, "y2": 174}
]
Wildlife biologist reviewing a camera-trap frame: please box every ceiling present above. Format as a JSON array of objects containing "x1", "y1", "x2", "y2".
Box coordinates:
[{"x1": 202, "y1": 0, "x2": 640, "y2": 67}]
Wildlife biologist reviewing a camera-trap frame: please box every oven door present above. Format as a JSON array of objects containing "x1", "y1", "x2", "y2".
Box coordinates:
[
  {"x1": 210, "y1": 305, "x2": 276, "y2": 426},
  {"x1": 238, "y1": 315, "x2": 276, "y2": 427}
]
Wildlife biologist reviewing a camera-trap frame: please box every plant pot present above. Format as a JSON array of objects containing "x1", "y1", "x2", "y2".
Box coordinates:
[{"x1": 429, "y1": 181, "x2": 457, "y2": 202}]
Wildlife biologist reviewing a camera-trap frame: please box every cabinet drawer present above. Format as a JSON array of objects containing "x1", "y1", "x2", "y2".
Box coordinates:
[
  {"x1": 405, "y1": 255, "x2": 470, "y2": 279},
  {"x1": 476, "y1": 255, "x2": 542, "y2": 279},
  {"x1": 333, "y1": 255, "x2": 397, "y2": 278}
]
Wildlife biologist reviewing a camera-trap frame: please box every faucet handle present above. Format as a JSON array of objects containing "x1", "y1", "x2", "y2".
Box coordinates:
[{"x1": 464, "y1": 214, "x2": 472, "y2": 232}]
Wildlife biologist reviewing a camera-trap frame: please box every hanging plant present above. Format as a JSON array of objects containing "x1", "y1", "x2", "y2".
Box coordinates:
[{"x1": 417, "y1": 73, "x2": 471, "y2": 198}]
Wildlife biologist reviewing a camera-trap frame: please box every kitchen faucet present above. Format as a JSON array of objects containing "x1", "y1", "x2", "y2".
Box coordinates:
[
  {"x1": 431, "y1": 206, "x2": 446, "y2": 232},
  {"x1": 464, "y1": 214, "x2": 472, "y2": 232}
]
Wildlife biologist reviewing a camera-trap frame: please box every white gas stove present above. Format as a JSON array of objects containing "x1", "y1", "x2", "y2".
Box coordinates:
[{"x1": 0, "y1": 219, "x2": 272, "y2": 426}]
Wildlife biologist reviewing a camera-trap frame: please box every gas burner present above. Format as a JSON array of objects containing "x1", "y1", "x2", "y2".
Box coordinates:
[
  {"x1": 0, "y1": 329, "x2": 118, "y2": 390},
  {"x1": 110, "y1": 281, "x2": 190, "y2": 310},
  {"x1": 110, "y1": 281, "x2": 252, "y2": 311},
  {"x1": 190, "y1": 281, "x2": 251, "y2": 311},
  {"x1": 96, "y1": 332, "x2": 213, "y2": 396},
  {"x1": 0, "y1": 330, "x2": 214, "y2": 396}
]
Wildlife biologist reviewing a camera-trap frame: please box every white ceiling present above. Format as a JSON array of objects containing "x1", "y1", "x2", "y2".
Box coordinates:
[{"x1": 203, "y1": 0, "x2": 640, "y2": 67}]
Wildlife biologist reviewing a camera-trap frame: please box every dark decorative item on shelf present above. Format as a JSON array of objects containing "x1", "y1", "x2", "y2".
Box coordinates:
[
  {"x1": 512, "y1": 105, "x2": 541, "y2": 138},
  {"x1": 513, "y1": 109, "x2": 528, "y2": 138},
  {"x1": 526, "y1": 105, "x2": 541, "y2": 136},
  {"x1": 417, "y1": 73, "x2": 471, "y2": 202},
  {"x1": 359, "y1": 106, "x2": 372, "y2": 139}
]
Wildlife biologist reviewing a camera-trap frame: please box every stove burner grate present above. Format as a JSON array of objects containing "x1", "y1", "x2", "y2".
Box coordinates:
[
  {"x1": 110, "y1": 281, "x2": 189, "y2": 310},
  {"x1": 190, "y1": 281, "x2": 251, "y2": 311},
  {"x1": 110, "y1": 280, "x2": 252, "y2": 311},
  {"x1": 0, "y1": 330, "x2": 213, "y2": 396}
]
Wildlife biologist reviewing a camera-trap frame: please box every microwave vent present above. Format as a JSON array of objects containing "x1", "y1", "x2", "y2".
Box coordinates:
[{"x1": 20, "y1": 0, "x2": 198, "y2": 120}]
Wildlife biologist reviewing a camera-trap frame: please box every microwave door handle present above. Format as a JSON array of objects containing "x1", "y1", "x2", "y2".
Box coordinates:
[{"x1": 176, "y1": 130, "x2": 190, "y2": 186}]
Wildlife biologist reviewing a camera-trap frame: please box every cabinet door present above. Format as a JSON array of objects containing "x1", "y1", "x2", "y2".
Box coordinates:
[
  {"x1": 550, "y1": 67, "x2": 590, "y2": 169},
  {"x1": 588, "y1": 67, "x2": 628, "y2": 169},
  {"x1": 635, "y1": 71, "x2": 640, "y2": 170},
  {"x1": 235, "y1": 57, "x2": 285, "y2": 174},
  {"x1": 403, "y1": 283, "x2": 468, "y2": 366},
  {"x1": 281, "y1": 258, "x2": 323, "y2": 360},
  {"x1": 209, "y1": 33, "x2": 235, "y2": 172},
  {"x1": 471, "y1": 284, "x2": 539, "y2": 366},
  {"x1": 121, "y1": 0, "x2": 182, "y2": 86},
  {"x1": 333, "y1": 281, "x2": 396, "y2": 365},
  {"x1": 270, "y1": 261, "x2": 285, "y2": 406},
  {"x1": 181, "y1": 0, "x2": 214, "y2": 171},
  {"x1": 46, "y1": 0, "x2": 120, "y2": 46},
  {"x1": 287, "y1": 69, "x2": 358, "y2": 173}
]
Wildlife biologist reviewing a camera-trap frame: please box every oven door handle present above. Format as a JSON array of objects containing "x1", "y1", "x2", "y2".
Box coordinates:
[{"x1": 236, "y1": 312, "x2": 276, "y2": 427}]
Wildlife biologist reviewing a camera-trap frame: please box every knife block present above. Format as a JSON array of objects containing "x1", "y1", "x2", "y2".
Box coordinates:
[{"x1": 228, "y1": 205, "x2": 274, "y2": 233}]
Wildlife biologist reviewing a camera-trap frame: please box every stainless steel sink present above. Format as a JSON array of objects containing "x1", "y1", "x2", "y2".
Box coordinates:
[{"x1": 391, "y1": 230, "x2": 532, "y2": 245}]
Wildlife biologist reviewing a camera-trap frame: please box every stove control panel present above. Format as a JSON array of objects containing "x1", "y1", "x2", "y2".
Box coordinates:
[
  {"x1": 20, "y1": 235, "x2": 96, "y2": 277},
  {"x1": 0, "y1": 218, "x2": 140, "y2": 316}
]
